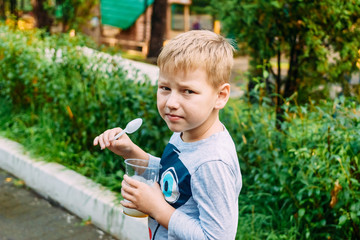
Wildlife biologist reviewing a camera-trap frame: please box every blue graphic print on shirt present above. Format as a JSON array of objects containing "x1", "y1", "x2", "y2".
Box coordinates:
[{"x1": 159, "y1": 143, "x2": 191, "y2": 209}]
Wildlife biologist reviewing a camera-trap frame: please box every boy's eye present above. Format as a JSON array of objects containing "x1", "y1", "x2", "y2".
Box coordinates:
[
  {"x1": 160, "y1": 86, "x2": 171, "y2": 91},
  {"x1": 184, "y1": 89, "x2": 195, "y2": 94}
]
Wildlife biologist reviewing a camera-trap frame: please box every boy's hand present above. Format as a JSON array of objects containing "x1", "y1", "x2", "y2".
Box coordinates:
[
  {"x1": 121, "y1": 174, "x2": 164, "y2": 216},
  {"x1": 93, "y1": 128, "x2": 135, "y2": 158},
  {"x1": 121, "y1": 175, "x2": 175, "y2": 229},
  {"x1": 94, "y1": 128, "x2": 148, "y2": 160}
]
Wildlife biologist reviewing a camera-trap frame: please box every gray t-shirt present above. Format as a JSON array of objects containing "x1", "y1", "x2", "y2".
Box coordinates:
[{"x1": 148, "y1": 128, "x2": 242, "y2": 240}]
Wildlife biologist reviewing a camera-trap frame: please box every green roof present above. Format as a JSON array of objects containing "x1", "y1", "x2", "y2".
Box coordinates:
[{"x1": 100, "y1": 0, "x2": 154, "y2": 30}]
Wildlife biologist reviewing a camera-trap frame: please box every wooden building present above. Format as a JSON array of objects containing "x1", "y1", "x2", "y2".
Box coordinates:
[{"x1": 100, "y1": 0, "x2": 192, "y2": 55}]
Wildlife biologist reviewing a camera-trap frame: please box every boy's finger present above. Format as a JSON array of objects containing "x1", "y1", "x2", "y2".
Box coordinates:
[
  {"x1": 121, "y1": 184, "x2": 136, "y2": 202},
  {"x1": 98, "y1": 134, "x2": 105, "y2": 150},
  {"x1": 121, "y1": 179, "x2": 135, "y2": 192},
  {"x1": 120, "y1": 200, "x2": 136, "y2": 209},
  {"x1": 103, "y1": 130, "x2": 110, "y2": 147},
  {"x1": 151, "y1": 181, "x2": 161, "y2": 190},
  {"x1": 93, "y1": 136, "x2": 99, "y2": 146},
  {"x1": 123, "y1": 175, "x2": 140, "y2": 188},
  {"x1": 109, "y1": 128, "x2": 123, "y2": 142},
  {"x1": 108, "y1": 130, "x2": 117, "y2": 143}
]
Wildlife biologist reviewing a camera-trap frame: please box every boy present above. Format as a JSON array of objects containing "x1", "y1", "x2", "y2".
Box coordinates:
[{"x1": 93, "y1": 30, "x2": 242, "y2": 239}]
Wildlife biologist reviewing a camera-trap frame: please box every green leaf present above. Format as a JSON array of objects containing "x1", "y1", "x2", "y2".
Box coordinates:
[
  {"x1": 298, "y1": 208, "x2": 306, "y2": 218},
  {"x1": 339, "y1": 215, "x2": 348, "y2": 225}
]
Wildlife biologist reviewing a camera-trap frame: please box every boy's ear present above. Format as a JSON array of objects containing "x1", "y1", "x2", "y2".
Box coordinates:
[{"x1": 215, "y1": 83, "x2": 230, "y2": 110}]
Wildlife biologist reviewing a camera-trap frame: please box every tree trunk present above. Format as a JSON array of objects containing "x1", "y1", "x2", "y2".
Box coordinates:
[
  {"x1": 10, "y1": 0, "x2": 18, "y2": 18},
  {"x1": 275, "y1": 46, "x2": 283, "y2": 130},
  {"x1": 62, "y1": 16, "x2": 69, "y2": 32},
  {"x1": 0, "y1": 0, "x2": 5, "y2": 20},
  {"x1": 32, "y1": 0, "x2": 53, "y2": 31},
  {"x1": 147, "y1": 0, "x2": 167, "y2": 61},
  {"x1": 276, "y1": 36, "x2": 303, "y2": 129},
  {"x1": 284, "y1": 36, "x2": 303, "y2": 99}
]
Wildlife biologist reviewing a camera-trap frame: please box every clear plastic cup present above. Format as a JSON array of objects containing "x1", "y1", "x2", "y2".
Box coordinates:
[{"x1": 123, "y1": 158, "x2": 161, "y2": 217}]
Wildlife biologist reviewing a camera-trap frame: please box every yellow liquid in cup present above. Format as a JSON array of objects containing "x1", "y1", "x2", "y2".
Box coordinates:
[{"x1": 123, "y1": 207, "x2": 148, "y2": 218}]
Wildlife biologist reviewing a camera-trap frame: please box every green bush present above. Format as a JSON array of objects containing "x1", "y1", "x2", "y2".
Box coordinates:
[
  {"x1": 222, "y1": 96, "x2": 360, "y2": 239},
  {"x1": 0, "y1": 24, "x2": 359, "y2": 239},
  {"x1": 0, "y1": 24, "x2": 171, "y2": 190}
]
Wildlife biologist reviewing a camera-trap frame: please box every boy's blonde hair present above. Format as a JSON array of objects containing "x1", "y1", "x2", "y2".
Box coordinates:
[{"x1": 157, "y1": 30, "x2": 234, "y2": 88}]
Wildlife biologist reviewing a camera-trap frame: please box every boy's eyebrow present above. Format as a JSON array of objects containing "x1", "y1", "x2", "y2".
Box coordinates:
[
  {"x1": 177, "y1": 82, "x2": 200, "y2": 90},
  {"x1": 157, "y1": 78, "x2": 168, "y2": 84},
  {"x1": 157, "y1": 74, "x2": 166, "y2": 81},
  {"x1": 177, "y1": 82, "x2": 192, "y2": 87}
]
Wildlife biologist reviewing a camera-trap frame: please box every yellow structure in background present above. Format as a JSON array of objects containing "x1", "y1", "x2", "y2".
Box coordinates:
[
  {"x1": 5, "y1": 14, "x2": 35, "y2": 30},
  {"x1": 17, "y1": 15, "x2": 35, "y2": 30},
  {"x1": 166, "y1": 0, "x2": 192, "y2": 40},
  {"x1": 69, "y1": 29, "x2": 76, "y2": 37},
  {"x1": 213, "y1": 20, "x2": 221, "y2": 34}
]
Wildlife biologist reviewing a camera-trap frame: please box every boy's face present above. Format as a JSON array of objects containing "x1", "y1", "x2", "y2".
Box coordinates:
[{"x1": 157, "y1": 68, "x2": 221, "y2": 141}]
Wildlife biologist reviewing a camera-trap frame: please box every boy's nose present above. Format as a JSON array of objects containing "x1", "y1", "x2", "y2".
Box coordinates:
[{"x1": 165, "y1": 92, "x2": 180, "y2": 109}]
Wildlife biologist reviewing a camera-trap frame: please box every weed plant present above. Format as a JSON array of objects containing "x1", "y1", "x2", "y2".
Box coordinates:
[{"x1": 0, "y1": 24, "x2": 359, "y2": 239}]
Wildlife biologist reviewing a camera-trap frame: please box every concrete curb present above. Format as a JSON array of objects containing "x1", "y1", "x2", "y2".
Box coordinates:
[{"x1": 0, "y1": 137, "x2": 148, "y2": 240}]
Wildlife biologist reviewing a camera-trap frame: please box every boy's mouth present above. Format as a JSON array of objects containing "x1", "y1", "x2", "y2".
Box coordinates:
[{"x1": 165, "y1": 114, "x2": 183, "y2": 121}]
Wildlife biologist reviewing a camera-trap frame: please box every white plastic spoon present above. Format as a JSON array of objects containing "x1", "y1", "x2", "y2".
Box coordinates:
[{"x1": 112, "y1": 118, "x2": 143, "y2": 141}]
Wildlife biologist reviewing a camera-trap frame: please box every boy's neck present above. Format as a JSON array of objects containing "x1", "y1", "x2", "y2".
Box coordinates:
[{"x1": 181, "y1": 117, "x2": 223, "y2": 143}]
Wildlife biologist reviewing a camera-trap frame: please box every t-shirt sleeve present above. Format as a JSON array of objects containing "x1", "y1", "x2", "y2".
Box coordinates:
[
  {"x1": 147, "y1": 154, "x2": 161, "y2": 168},
  {"x1": 168, "y1": 160, "x2": 239, "y2": 240}
]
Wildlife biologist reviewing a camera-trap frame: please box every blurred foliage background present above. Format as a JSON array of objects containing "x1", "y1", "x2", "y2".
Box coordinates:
[
  {"x1": 211, "y1": 0, "x2": 360, "y2": 129},
  {"x1": 1, "y1": 0, "x2": 360, "y2": 239},
  {"x1": 1, "y1": 24, "x2": 359, "y2": 240}
]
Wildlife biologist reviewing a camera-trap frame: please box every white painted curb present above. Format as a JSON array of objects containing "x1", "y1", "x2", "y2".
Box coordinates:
[{"x1": 0, "y1": 137, "x2": 149, "y2": 240}]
